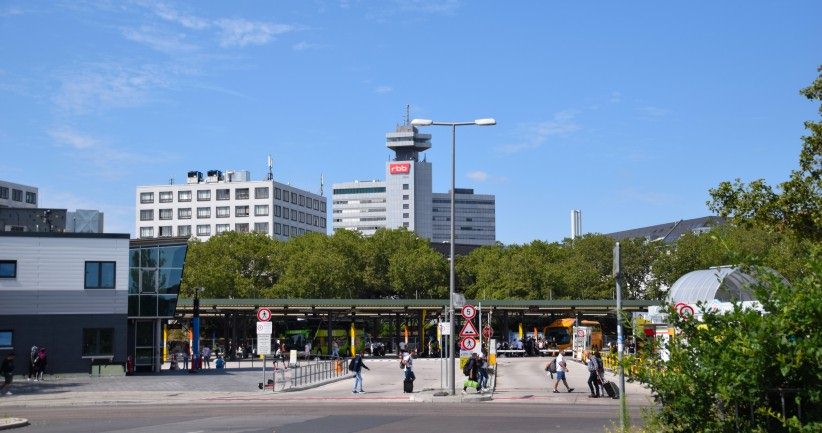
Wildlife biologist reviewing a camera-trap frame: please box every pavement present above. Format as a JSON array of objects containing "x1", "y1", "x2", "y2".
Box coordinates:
[
  {"x1": 0, "y1": 418, "x2": 29, "y2": 431},
  {"x1": 0, "y1": 355, "x2": 653, "y2": 409}
]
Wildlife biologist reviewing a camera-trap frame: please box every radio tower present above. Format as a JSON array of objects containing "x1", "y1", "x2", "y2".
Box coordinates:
[{"x1": 266, "y1": 155, "x2": 273, "y2": 181}]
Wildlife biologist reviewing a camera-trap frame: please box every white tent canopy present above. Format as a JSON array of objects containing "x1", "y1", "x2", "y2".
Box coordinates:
[{"x1": 668, "y1": 266, "x2": 759, "y2": 304}]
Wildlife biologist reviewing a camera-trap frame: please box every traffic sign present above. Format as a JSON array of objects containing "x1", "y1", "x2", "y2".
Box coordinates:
[
  {"x1": 482, "y1": 325, "x2": 493, "y2": 339},
  {"x1": 460, "y1": 337, "x2": 477, "y2": 351},
  {"x1": 459, "y1": 320, "x2": 479, "y2": 337},
  {"x1": 679, "y1": 305, "x2": 695, "y2": 318},
  {"x1": 576, "y1": 329, "x2": 585, "y2": 338},
  {"x1": 439, "y1": 321, "x2": 451, "y2": 336},
  {"x1": 461, "y1": 304, "x2": 477, "y2": 319},
  {"x1": 257, "y1": 335, "x2": 272, "y2": 355},
  {"x1": 257, "y1": 308, "x2": 272, "y2": 322},
  {"x1": 256, "y1": 321, "x2": 272, "y2": 334}
]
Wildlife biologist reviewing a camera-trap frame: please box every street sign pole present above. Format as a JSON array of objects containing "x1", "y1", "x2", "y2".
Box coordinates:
[{"x1": 614, "y1": 242, "x2": 629, "y2": 431}]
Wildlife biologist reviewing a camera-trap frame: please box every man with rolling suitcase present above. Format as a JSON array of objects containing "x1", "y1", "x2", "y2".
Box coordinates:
[{"x1": 401, "y1": 348, "x2": 416, "y2": 393}]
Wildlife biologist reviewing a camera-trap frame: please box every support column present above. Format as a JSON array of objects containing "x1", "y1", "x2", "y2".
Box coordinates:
[
  {"x1": 327, "y1": 310, "x2": 333, "y2": 356},
  {"x1": 418, "y1": 310, "x2": 425, "y2": 355}
]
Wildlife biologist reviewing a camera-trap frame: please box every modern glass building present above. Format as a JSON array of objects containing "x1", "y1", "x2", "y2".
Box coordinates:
[{"x1": 127, "y1": 237, "x2": 189, "y2": 372}]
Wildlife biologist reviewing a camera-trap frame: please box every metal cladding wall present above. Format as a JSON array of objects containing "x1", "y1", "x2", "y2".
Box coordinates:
[{"x1": 0, "y1": 314, "x2": 127, "y2": 374}]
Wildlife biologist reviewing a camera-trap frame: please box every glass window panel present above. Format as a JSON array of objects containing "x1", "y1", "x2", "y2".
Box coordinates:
[
  {"x1": 136, "y1": 321, "x2": 154, "y2": 346},
  {"x1": 129, "y1": 268, "x2": 140, "y2": 294},
  {"x1": 159, "y1": 246, "x2": 186, "y2": 268},
  {"x1": 0, "y1": 331, "x2": 12, "y2": 348},
  {"x1": 140, "y1": 269, "x2": 157, "y2": 293},
  {"x1": 158, "y1": 295, "x2": 178, "y2": 317},
  {"x1": 139, "y1": 295, "x2": 157, "y2": 317},
  {"x1": 85, "y1": 262, "x2": 99, "y2": 288},
  {"x1": 140, "y1": 248, "x2": 158, "y2": 268},
  {"x1": 129, "y1": 249, "x2": 140, "y2": 267},
  {"x1": 158, "y1": 269, "x2": 182, "y2": 294},
  {"x1": 128, "y1": 295, "x2": 139, "y2": 316}
]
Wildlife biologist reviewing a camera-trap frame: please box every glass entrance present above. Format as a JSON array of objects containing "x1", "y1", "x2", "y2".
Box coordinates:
[{"x1": 135, "y1": 320, "x2": 156, "y2": 372}]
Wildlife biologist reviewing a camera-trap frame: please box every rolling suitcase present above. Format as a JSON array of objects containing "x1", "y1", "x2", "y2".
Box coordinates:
[
  {"x1": 603, "y1": 381, "x2": 619, "y2": 399},
  {"x1": 403, "y1": 378, "x2": 414, "y2": 393}
]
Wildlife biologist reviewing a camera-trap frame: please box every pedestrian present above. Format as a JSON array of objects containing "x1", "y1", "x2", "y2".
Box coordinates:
[
  {"x1": 594, "y1": 349, "x2": 605, "y2": 396},
  {"x1": 402, "y1": 348, "x2": 416, "y2": 382},
  {"x1": 331, "y1": 339, "x2": 340, "y2": 359},
  {"x1": 349, "y1": 350, "x2": 370, "y2": 394},
  {"x1": 552, "y1": 352, "x2": 574, "y2": 393},
  {"x1": 34, "y1": 347, "x2": 47, "y2": 381},
  {"x1": 462, "y1": 352, "x2": 481, "y2": 394},
  {"x1": 27, "y1": 345, "x2": 37, "y2": 381},
  {"x1": 0, "y1": 352, "x2": 15, "y2": 396},
  {"x1": 478, "y1": 353, "x2": 490, "y2": 391},
  {"x1": 182, "y1": 348, "x2": 189, "y2": 370},
  {"x1": 202, "y1": 346, "x2": 211, "y2": 369},
  {"x1": 585, "y1": 350, "x2": 600, "y2": 398}
]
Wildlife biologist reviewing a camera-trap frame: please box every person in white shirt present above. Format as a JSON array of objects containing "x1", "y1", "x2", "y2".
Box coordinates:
[
  {"x1": 552, "y1": 353, "x2": 574, "y2": 393},
  {"x1": 402, "y1": 348, "x2": 416, "y2": 381}
]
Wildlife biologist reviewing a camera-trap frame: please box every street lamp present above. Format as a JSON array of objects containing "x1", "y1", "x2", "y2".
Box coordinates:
[
  {"x1": 191, "y1": 287, "x2": 204, "y2": 372},
  {"x1": 410, "y1": 117, "x2": 496, "y2": 395}
]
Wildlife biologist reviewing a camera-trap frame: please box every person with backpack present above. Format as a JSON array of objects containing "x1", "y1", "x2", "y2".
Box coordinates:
[
  {"x1": 27, "y1": 345, "x2": 38, "y2": 381},
  {"x1": 349, "y1": 350, "x2": 369, "y2": 394},
  {"x1": 0, "y1": 352, "x2": 15, "y2": 395},
  {"x1": 34, "y1": 347, "x2": 47, "y2": 381},
  {"x1": 552, "y1": 353, "x2": 574, "y2": 393},
  {"x1": 545, "y1": 356, "x2": 557, "y2": 380},
  {"x1": 462, "y1": 352, "x2": 481, "y2": 394}
]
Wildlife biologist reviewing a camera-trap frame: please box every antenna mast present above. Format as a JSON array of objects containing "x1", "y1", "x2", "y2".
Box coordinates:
[
  {"x1": 267, "y1": 154, "x2": 273, "y2": 180},
  {"x1": 320, "y1": 173, "x2": 324, "y2": 196},
  {"x1": 405, "y1": 104, "x2": 410, "y2": 125}
]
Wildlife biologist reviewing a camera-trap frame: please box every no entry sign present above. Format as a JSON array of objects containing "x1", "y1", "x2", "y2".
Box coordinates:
[
  {"x1": 257, "y1": 308, "x2": 272, "y2": 322},
  {"x1": 460, "y1": 337, "x2": 477, "y2": 351}
]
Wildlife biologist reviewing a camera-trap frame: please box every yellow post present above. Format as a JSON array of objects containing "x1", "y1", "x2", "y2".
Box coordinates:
[
  {"x1": 350, "y1": 322, "x2": 356, "y2": 357},
  {"x1": 403, "y1": 325, "x2": 409, "y2": 346},
  {"x1": 518, "y1": 323, "x2": 523, "y2": 340},
  {"x1": 162, "y1": 325, "x2": 168, "y2": 363}
]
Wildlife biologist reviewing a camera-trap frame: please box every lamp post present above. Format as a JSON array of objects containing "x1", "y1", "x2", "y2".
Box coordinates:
[
  {"x1": 192, "y1": 287, "x2": 204, "y2": 372},
  {"x1": 410, "y1": 117, "x2": 496, "y2": 395}
]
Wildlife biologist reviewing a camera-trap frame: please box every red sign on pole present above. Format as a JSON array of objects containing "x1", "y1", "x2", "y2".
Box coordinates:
[
  {"x1": 460, "y1": 337, "x2": 477, "y2": 351},
  {"x1": 461, "y1": 304, "x2": 477, "y2": 319},
  {"x1": 460, "y1": 320, "x2": 479, "y2": 337},
  {"x1": 257, "y1": 308, "x2": 272, "y2": 322},
  {"x1": 482, "y1": 325, "x2": 493, "y2": 339}
]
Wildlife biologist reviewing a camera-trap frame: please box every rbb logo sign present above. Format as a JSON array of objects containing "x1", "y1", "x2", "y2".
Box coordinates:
[{"x1": 389, "y1": 163, "x2": 411, "y2": 175}]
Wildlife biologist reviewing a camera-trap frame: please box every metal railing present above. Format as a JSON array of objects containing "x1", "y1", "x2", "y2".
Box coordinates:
[{"x1": 286, "y1": 357, "x2": 351, "y2": 390}]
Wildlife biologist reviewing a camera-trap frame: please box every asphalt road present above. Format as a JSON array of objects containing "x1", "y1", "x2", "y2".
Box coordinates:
[{"x1": 9, "y1": 402, "x2": 640, "y2": 433}]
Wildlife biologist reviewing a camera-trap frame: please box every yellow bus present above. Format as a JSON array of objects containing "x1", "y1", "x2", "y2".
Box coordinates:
[{"x1": 543, "y1": 318, "x2": 603, "y2": 353}]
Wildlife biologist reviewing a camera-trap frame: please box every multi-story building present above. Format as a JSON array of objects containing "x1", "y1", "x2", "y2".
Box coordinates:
[
  {"x1": 135, "y1": 170, "x2": 327, "y2": 241},
  {"x1": 431, "y1": 189, "x2": 496, "y2": 245},
  {"x1": 0, "y1": 180, "x2": 38, "y2": 208},
  {"x1": 332, "y1": 124, "x2": 496, "y2": 246}
]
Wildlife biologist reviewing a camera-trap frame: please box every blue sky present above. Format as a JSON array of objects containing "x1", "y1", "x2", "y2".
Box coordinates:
[{"x1": 1, "y1": 1, "x2": 819, "y2": 243}]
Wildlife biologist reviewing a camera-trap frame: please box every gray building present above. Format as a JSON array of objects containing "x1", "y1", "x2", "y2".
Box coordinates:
[
  {"x1": 432, "y1": 189, "x2": 496, "y2": 245},
  {"x1": 0, "y1": 232, "x2": 130, "y2": 373},
  {"x1": 605, "y1": 216, "x2": 724, "y2": 244},
  {"x1": 0, "y1": 180, "x2": 38, "y2": 209}
]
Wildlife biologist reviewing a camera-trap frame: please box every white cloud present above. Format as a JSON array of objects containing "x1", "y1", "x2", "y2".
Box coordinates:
[
  {"x1": 467, "y1": 171, "x2": 488, "y2": 182},
  {"x1": 610, "y1": 91, "x2": 622, "y2": 103},
  {"x1": 49, "y1": 128, "x2": 100, "y2": 150},
  {"x1": 374, "y1": 85, "x2": 393, "y2": 94},
  {"x1": 48, "y1": 127, "x2": 155, "y2": 179},
  {"x1": 399, "y1": 0, "x2": 461, "y2": 14},
  {"x1": 498, "y1": 110, "x2": 581, "y2": 154},
  {"x1": 293, "y1": 41, "x2": 320, "y2": 51},
  {"x1": 637, "y1": 106, "x2": 670, "y2": 119},
  {"x1": 122, "y1": 25, "x2": 198, "y2": 53},
  {"x1": 215, "y1": 19, "x2": 296, "y2": 47},
  {"x1": 150, "y1": 2, "x2": 209, "y2": 29},
  {"x1": 54, "y1": 63, "x2": 170, "y2": 114}
]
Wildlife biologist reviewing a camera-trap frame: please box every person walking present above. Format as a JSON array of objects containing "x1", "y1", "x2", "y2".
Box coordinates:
[
  {"x1": 585, "y1": 350, "x2": 600, "y2": 398},
  {"x1": 402, "y1": 348, "x2": 416, "y2": 382},
  {"x1": 202, "y1": 346, "x2": 211, "y2": 369},
  {"x1": 34, "y1": 347, "x2": 47, "y2": 381},
  {"x1": 27, "y1": 345, "x2": 37, "y2": 381},
  {"x1": 594, "y1": 349, "x2": 605, "y2": 396},
  {"x1": 350, "y1": 351, "x2": 370, "y2": 394},
  {"x1": 331, "y1": 339, "x2": 340, "y2": 359},
  {"x1": 478, "y1": 353, "x2": 490, "y2": 391},
  {"x1": 0, "y1": 352, "x2": 15, "y2": 396},
  {"x1": 462, "y1": 352, "x2": 482, "y2": 394},
  {"x1": 552, "y1": 352, "x2": 574, "y2": 393}
]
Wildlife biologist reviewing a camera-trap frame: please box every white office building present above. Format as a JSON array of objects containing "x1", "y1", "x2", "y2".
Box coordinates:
[
  {"x1": 0, "y1": 180, "x2": 38, "y2": 208},
  {"x1": 332, "y1": 124, "x2": 495, "y2": 246},
  {"x1": 135, "y1": 170, "x2": 327, "y2": 241}
]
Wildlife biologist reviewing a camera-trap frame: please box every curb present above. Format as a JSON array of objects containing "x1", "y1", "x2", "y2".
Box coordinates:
[{"x1": 0, "y1": 418, "x2": 29, "y2": 431}]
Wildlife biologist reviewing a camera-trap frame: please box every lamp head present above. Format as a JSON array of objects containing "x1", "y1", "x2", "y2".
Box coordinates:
[
  {"x1": 474, "y1": 118, "x2": 496, "y2": 126},
  {"x1": 410, "y1": 118, "x2": 433, "y2": 126}
]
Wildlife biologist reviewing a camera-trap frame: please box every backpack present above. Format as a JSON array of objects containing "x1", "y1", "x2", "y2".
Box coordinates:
[
  {"x1": 348, "y1": 357, "x2": 357, "y2": 371},
  {"x1": 462, "y1": 359, "x2": 473, "y2": 376},
  {"x1": 38, "y1": 351, "x2": 46, "y2": 361},
  {"x1": 400, "y1": 357, "x2": 406, "y2": 369},
  {"x1": 547, "y1": 358, "x2": 557, "y2": 373}
]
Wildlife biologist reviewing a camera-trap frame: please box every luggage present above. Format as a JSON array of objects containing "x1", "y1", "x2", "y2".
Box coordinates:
[
  {"x1": 603, "y1": 381, "x2": 619, "y2": 399},
  {"x1": 403, "y1": 378, "x2": 414, "y2": 393},
  {"x1": 463, "y1": 379, "x2": 478, "y2": 389}
]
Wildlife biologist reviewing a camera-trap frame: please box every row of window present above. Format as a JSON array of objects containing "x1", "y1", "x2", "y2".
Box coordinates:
[
  {"x1": 0, "y1": 329, "x2": 113, "y2": 356},
  {"x1": 433, "y1": 207, "x2": 495, "y2": 214},
  {"x1": 139, "y1": 220, "x2": 326, "y2": 238},
  {"x1": 0, "y1": 260, "x2": 115, "y2": 289},
  {"x1": 432, "y1": 216, "x2": 495, "y2": 223},
  {"x1": 432, "y1": 199, "x2": 495, "y2": 205},
  {"x1": 0, "y1": 187, "x2": 36, "y2": 204},
  {"x1": 139, "y1": 206, "x2": 327, "y2": 226},
  {"x1": 139, "y1": 188, "x2": 326, "y2": 212},
  {"x1": 433, "y1": 225, "x2": 495, "y2": 232}
]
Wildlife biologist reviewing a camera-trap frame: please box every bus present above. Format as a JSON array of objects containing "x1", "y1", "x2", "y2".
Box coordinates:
[{"x1": 543, "y1": 318, "x2": 603, "y2": 354}]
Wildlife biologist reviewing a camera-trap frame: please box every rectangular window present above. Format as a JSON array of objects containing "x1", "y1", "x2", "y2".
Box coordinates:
[
  {"x1": 178, "y1": 208, "x2": 192, "y2": 219},
  {"x1": 320, "y1": 217, "x2": 326, "y2": 228},
  {"x1": 290, "y1": 226, "x2": 297, "y2": 236},
  {"x1": 291, "y1": 192, "x2": 298, "y2": 203},
  {"x1": 178, "y1": 190, "x2": 192, "y2": 202},
  {"x1": 158, "y1": 226, "x2": 172, "y2": 237},
  {"x1": 216, "y1": 189, "x2": 230, "y2": 200},
  {"x1": 197, "y1": 190, "x2": 211, "y2": 201},
  {"x1": 196, "y1": 225, "x2": 211, "y2": 236},
  {"x1": 274, "y1": 188, "x2": 281, "y2": 200},
  {"x1": 402, "y1": 184, "x2": 409, "y2": 190},
  {"x1": 216, "y1": 206, "x2": 230, "y2": 218},
  {"x1": 254, "y1": 222, "x2": 268, "y2": 233},
  {"x1": 197, "y1": 207, "x2": 211, "y2": 218},
  {"x1": 85, "y1": 261, "x2": 116, "y2": 289},
  {"x1": 159, "y1": 209, "x2": 172, "y2": 220},
  {"x1": 313, "y1": 199, "x2": 319, "y2": 210},
  {"x1": 280, "y1": 189, "x2": 288, "y2": 201},
  {"x1": 299, "y1": 195, "x2": 305, "y2": 207},
  {"x1": 299, "y1": 212, "x2": 305, "y2": 223},
  {"x1": 11, "y1": 189, "x2": 22, "y2": 202},
  {"x1": 255, "y1": 205, "x2": 269, "y2": 216},
  {"x1": 403, "y1": 222, "x2": 410, "y2": 228},
  {"x1": 274, "y1": 223, "x2": 281, "y2": 234},
  {"x1": 0, "y1": 187, "x2": 8, "y2": 199},
  {"x1": 25, "y1": 191, "x2": 37, "y2": 204},
  {"x1": 235, "y1": 188, "x2": 249, "y2": 200},
  {"x1": 403, "y1": 213, "x2": 409, "y2": 218},
  {"x1": 291, "y1": 209, "x2": 297, "y2": 221},
  {"x1": 298, "y1": 228, "x2": 305, "y2": 235},
  {"x1": 140, "y1": 192, "x2": 154, "y2": 203},
  {"x1": 216, "y1": 224, "x2": 230, "y2": 234},
  {"x1": 235, "y1": 223, "x2": 249, "y2": 233},
  {"x1": 235, "y1": 206, "x2": 249, "y2": 217},
  {"x1": 274, "y1": 205, "x2": 281, "y2": 217},
  {"x1": 282, "y1": 207, "x2": 289, "y2": 219},
  {"x1": 140, "y1": 227, "x2": 154, "y2": 238},
  {"x1": 320, "y1": 202, "x2": 326, "y2": 212},
  {"x1": 0, "y1": 330, "x2": 12, "y2": 348},
  {"x1": 282, "y1": 224, "x2": 290, "y2": 236},
  {"x1": 403, "y1": 195, "x2": 409, "y2": 200},
  {"x1": 403, "y1": 204, "x2": 409, "y2": 209},
  {"x1": 255, "y1": 187, "x2": 269, "y2": 199},
  {"x1": 159, "y1": 191, "x2": 173, "y2": 203},
  {"x1": 314, "y1": 216, "x2": 319, "y2": 227},
  {"x1": 177, "y1": 225, "x2": 191, "y2": 237},
  {"x1": 82, "y1": 328, "x2": 113, "y2": 357},
  {"x1": 140, "y1": 210, "x2": 154, "y2": 221},
  {"x1": 0, "y1": 260, "x2": 17, "y2": 278}
]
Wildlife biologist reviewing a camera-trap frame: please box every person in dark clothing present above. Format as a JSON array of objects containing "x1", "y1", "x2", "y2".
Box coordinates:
[
  {"x1": 585, "y1": 350, "x2": 600, "y2": 398},
  {"x1": 462, "y1": 352, "x2": 482, "y2": 394},
  {"x1": 350, "y1": 351, "x2": 370, "y2": 394},
  {"x1": 28, "y1": 345, "x2": 37, "y2": 381},
  {"x1": 594, "y1": 349, "x2": 605, "y2": 396},
  {"x1": 1, "y1": 352, "x2": 15, "y2": 396}
]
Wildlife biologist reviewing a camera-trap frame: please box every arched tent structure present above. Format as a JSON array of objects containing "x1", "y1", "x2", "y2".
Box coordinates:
[{"x1": 668, "y1": 266, "x2": 760, "y2": 304}]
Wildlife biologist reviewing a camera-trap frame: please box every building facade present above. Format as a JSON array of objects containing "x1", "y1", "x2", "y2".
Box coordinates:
[
  {"x1": 332, "y1": 124, "x2": 496, "y2": 245},
  {"x1": 135, "y1": 170, "x2": 327, "y2": 241},
  {"x1": 0, "y1": 232, "x2": 130, "y2": 373},
  {"x1": 0, "y1": 180, "x2": 38, "y2": 208}
]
